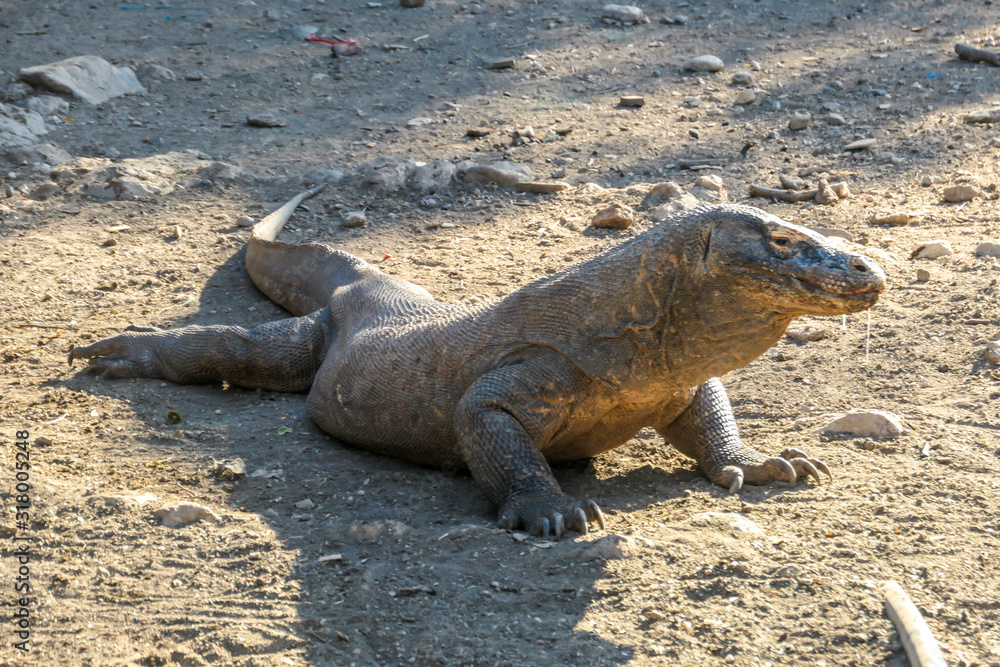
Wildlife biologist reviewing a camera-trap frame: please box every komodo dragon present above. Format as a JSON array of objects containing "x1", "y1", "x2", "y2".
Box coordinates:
[{"x1": 70, "y1": 186, "x2": 886, "y2": 537}]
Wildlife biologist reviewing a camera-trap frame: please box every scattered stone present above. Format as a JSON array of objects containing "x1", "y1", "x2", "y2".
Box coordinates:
[
  {"x1": 2, "y1": 184, "x2": 13, "y2": 198},
  {"x1": 815, "y1": 179, "x2": 838, "y2": 205},
  {"x1": 686, "y1": 55, "x2": 725, "y2": 72},
  {"x1": 844, "y1": 138, "x2": 876, "y2": 152},
  {"x1": 963, "y1": 109, "x2": 1000, "y2": 124},
  {"x1": 788, "y1": 113, "x2": 811, "y2": 131},
  {"x1": 154, "y1": 502, "x2": 222, "y2": 528},
  {"x1": 28, "y1": 181, "x2": 60, "y2": 200},
  {"x1": 466, "y1": 127, "x2": 493, "y2": 137},
  {"x1": 691, "y1": 512, "x2": 762, "y2": 534},
  {"x1": 349, "y1": 520, "x2": 409, "y2": 541},
  {"x1": 870, "y1": 211, "x2": 910, "y2": 226},
  {"x1": 811, "y1": 227, "x2": 853, "y2": 242},
  {"x1": 619, "y1": 95, "x2": 645, "y2": 108},
  {"x1": 652, "y1": 194, "x2": 701, "y2": 219},
  {"x1": 661, "y1": 13, "x2": 689, "y2": 25},
  {"x1": 694, "y1": 174, "x2": 725, "y2": 192},
  {"x1": 984, "y1": 341, "x2": 1000, "y2": 363},
  {"x1": 183, "y1": 70, "x2": 205, "y2": 82},
  {"x1": 579, "y1": 535, "x2": 635, "y2": 561},
  {"x1": 291, "y1": 25, "x2": 320, "y2": 39},
  {"x1": 18, "y1": 55, "x2": 146, "y2": 106},
  {"x1": 920, "y1": 174, "x2": 942, "y2": 187},
  {"x1": 236, "y1": 215, "x2": 255, "y2": 227},
  {"x1": 975, "y1": 241, "x2": 1000, "y2": 257},
  {"x1": 406, "y1": 117, "x2": 434, "y2": 127},
  {"x1": 463, "y1": 161, "x2": 531, "y2": 187},
  {"x1": 602, "y1": 4, "x2": 647, "y2": 25},
  {"x1": 357, "y1": 156, "x2": 417, "y2": 192},
  {"x1": 246, "y1": 112, "x2": 286, "y2": 128},
  {"x1": 302, "y1": 167, "x2": 344, "y2": 187},
  {"x1": 819, "y1": 410, "x2": 905, "y2": 439},
  {"x1": 731, "y1": 72, "x2": 753, "y2": 85},
  {"x1": 19, "y1": 95, "x2": 70, "y2": 116},
  {"x1": 640, "y1": 181, "x2": 686, "y2": 209},
  {"x1": 136, "y1": 63, "x2": 177, "y2": 82},
  {"x1": 911, "y1": 240, "x2": 953, "y2": 260},
  {"x1": 401, "y1": 0, "x2": 426, "y2": 7},
  {"x1": 516, "y1": 181, "x2": 569, "y2": 194},
  {"x1": 827, "y1": 113, "x2": 847, "y2": 126},
  {"x1": 643, "y1": 610, "x2": 666, "y2": 622},
  {"x1": 486, "y1": 58, "x2": 516, "y2": 70},
  {"x1": 34, "y1": 436, "x2": 53, "y2": 446},
  {"x1": 735, "y1": 90, "x2": 755, "y2": 105},
  {"x1": 210, "y1": 458, "x2": 246, "y2": 480},
  {"x1": 779, "y1": 173, "x2": 805, "y2": 190},
  {"x1": 591, "y1": 203, "x2": 634, "y2": 229},
  {"x1": 830, "y1": 182, "x2": 851, "y2": 199},
  {"x1": 915, "y1": 268, "x2": 931, "y2": 282},
  {"x1": 409, "y1": 160, "x2": 455, "y2": 191},
  {"x1": 0, "y1": 81, "x2": 35, "y2": 103},
  {"x1": 5, "y1": 142, "x2": 70, "y2": 166},
  {"x1": 942, "y1": 185, "x2": 978, "y2": 203},
  {"x1": 294, "y1": 498, "x2": 316, "y2": 510},
  {"x1": 51, "y1": 150, "x2": 234, "y2": 200},
  {"x1": 682, "y1": 96, "x2": 701, "y2": 108},
  {"x1": 343, "y1": 210, "x2": 367, "y2": 228},
  {"x1": 0, "y1": 102, "x2": 49, "y2": 149},
  {"x1": 785, "y1": 326, "x2": 829, "y2": 342}
]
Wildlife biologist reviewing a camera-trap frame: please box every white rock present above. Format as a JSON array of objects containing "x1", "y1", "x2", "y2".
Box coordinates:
[
  {"x1": 912, "y1": 240, "x2": 953, "y2": 260},
  {"x1": 578, "y1": 534, "x2": 637, "y2": 560},
  {"x1": 136, "y1": 64, "x2": 177, "y2": 82},
  {"x1": 819, "y1": 410, "x2": 905, "y2": 439},
  {"x1": 641, "y1": 181, "x2": 686, "y2": 209},
  {"x1": 984, "y1": 341, "x2": 1000, "y2": 363},
  {"x1": 294, "y1": 498, "x2": 316, "y2": 510},
  {"x1": 785, "y1": 326, "x2": 829, "y2": 342},
  {"x1": 974, "y1": 240, "x2": 1000, "y2": 257},
  {"x1": 154, "y1": 502, "x2": 222, "y2": 528},
  {"x1": 302, "y1": 167, "x2": 343, "y2": 186},
  {"x1": 694, "y1": 173, "x2": 725, "y2": 192},
  {"x1": 735, "y1": 89, "x2": 755, "y2": 105},
  {"x1": 788, "y1": 113, "x2": 811, "y2": 131},
  {"x1": 0, "y1": 102, "x2": 49, "y2": 149},
  {"x1": 731, "y1": 72, "x2": 753, "y2": 86},
  {"x1": 686, "y1": 55, "x2": 725, "y2": 72},
  {"x1": 357, "y1": 156, "x2": 417, "y2": 192},
  {"x1": 409, "y1": 159, "x2": 456, "y2": 191},
  {"x1": 652, "y1": 194, "x2": 700, "y2": 219},
  {"x1": 18, "y1": 56, "x2": 146, "y2": 106},
  {"x1": 691, "y1": 512, "x2": 762, "y2": 534},
  {"x1": 6, "y1": 142, "x2": 70, "y2": 166},
  {"x1": 343, "y1": 210, "x2": 367, "y2": 228},
  {"x1": 19, "y1": 95, "x2": 70, "y2": 116},
  {"x1": 602, "y1": 4, "x2": 646, "y2": 24}
]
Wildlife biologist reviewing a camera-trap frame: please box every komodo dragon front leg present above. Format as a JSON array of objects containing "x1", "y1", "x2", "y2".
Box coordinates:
[
  {"x1": 658, "y1": 377, "x2": 831, "y2": 493},
  {"x1": 454, "y1": 358, "x2": 606, "y2": 538},
  {"x1": 68, "y1": 309, "x2": 333, "y2": 392}
]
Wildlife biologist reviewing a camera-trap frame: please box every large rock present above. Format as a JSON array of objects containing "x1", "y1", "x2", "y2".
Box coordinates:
[
  {"x1": 19, "y1": 95, "x2": 70, "y2": 116},
  {"x1": 974, "y1": 240, "x2": 1000, "y2": 258},
  {"x1": 0, "y1": 103, "x2": 49, "y2": 149},
  {"x1": 357, "y1": 156, "x2": 417, "y2": 193},
  {"x1": 18, "y1": 55, "x2": 146, "y2": 106},
  {"x1": 463, "y1": 161, "x2": 531, "y2": 187}
]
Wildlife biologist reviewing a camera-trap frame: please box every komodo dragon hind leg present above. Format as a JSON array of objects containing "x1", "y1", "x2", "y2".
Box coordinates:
[
  {"x1": 69, "y1": 308, "x2": 334, "y2": 393},
  {"x1": 658, "y1": 378, "x2": 831, "y2": 493}
]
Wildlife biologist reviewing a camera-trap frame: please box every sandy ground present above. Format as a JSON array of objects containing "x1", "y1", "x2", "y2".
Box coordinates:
[{"x1": 1, "y1": 0, "x2": 1000, "y2": 665}]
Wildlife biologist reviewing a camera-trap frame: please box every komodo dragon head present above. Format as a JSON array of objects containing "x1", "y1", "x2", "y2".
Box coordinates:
[{"x1": 691, "y1": 205, "x2": 886, "y2": 317}]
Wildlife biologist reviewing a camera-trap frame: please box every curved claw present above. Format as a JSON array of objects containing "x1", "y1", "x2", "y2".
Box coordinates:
[
  {"x1": 728, "y1": 472, "x2": 744, "y2": 494},
  {"x1": 791, "y1": 458, "x2": 821, "y2": 485},
  {"x1": 586, "y1": 500, "x2": 605, "y2": 531},
  {"x1": 537, "y1": 517, "x2": 550, "y2": 539},
  {"x1": 813, "y1": 459, "x2": 832, "y2": 480},
  {"x1": 553, "y1": 513, "x2": 565, "y2": 539},
  {"x1": 571, "y1": 508, "x2": 589, "y2": 535}
]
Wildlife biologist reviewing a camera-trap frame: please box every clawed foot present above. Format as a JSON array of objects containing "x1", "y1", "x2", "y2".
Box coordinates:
[
  {"x1": 497, "y1": 492, "x2": 605, "y2": 538},
  {"x1": 713, "y1": 447, "x2": 832, "y2": 494},
  {"x1": 68, "y1": 326, "x2": 164, "y2": 379}
]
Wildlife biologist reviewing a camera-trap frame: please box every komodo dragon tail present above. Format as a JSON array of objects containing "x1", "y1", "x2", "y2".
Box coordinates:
[{"x1": 246, "y1": 184, "x2": 379, "y2": 316}]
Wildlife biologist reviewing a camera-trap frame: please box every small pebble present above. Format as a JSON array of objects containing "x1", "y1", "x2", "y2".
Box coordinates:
[
  {"x1": 844, "y1": 138, "x2": 876, "y2": 152},
  {"x1": 731, "y1": 72, "x2": 753, "y2": 85},
  {"x1": 591, "y1": 203, "x2": 634, "y2": 229},
  {"x1": 942, "y1": 185, "x2": 978, "y2": 203},
  {"x1": 915, "y1": 268, "x2": 931, "y2": 282},
  {"x1": 975, "y1": 240, "x2": 1000, "y2": 257},
  {"x1": 779, "y1": 173, "x2": 804, "y2": 190},
  {"x1": 910, "y1": 240, "x2": 953, "y2": 260},
  {"x1": 343, "y1": 210, "x2": 367, "y2": 228},
  {"x1": 686, "y1": 55, "x2": 725, "y2": 72},
  {"x1": 236, "y1": 216, "x2": 255, "y2": 227},
  {"x1": 788, "y1": 113, "x2": 811, "y2": 131},
  {"x1": 735, "y1": 90, "x2": 755, "y2": 105}
]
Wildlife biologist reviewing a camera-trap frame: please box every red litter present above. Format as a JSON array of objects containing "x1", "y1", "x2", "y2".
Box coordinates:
[{"x1": 306, "y1": 34, "x2": 363, "y2": 57}]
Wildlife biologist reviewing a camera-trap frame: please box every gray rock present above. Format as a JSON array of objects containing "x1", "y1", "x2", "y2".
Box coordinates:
[
  {"x1": 943, "y1": 185, "x2": 978, "y2": 203},
  {"x1": 652, "y1": 194, "x2": 700, "y2": 219},
  {"x1": 694, "y1": 173, "x2": 725, "y2": 192},
  {"x1": 5, "y1": 142, "x2": 70, "y2": 166},
  {"x1": 136, "y1": 64, "x2": 177, "y2": 82},
  {"x1": 641, "y1": 181, "x2": 685, "y2": 209},
  {"x1": 731, "y1": 72, "x2": 753, "y2": 86},
  {"x1": 602, "y1": 4, "x2": 646, "y2": 25},
  {"x1": 975, "y1": 240, "x2": 1000, "y2": 258},
  {"x1": 827, "y1": 113, "x2": 847, "y2": 126},
  {"x1": 19, "y1": 95, "x2": 70, "y2": 116},
  {"x1": 18, "y1": 56, "x2": 146, "y2": 106},
  {"x1": 303, "y1": 167, "x2": 344, "y2": 187},
  {"x1": 28, "y1": 181, "x2": 61, "y2": 200},
  {"x1": 183, "y1": 70, "x2": 205, "y2": 82},
  {"x1": 246, "y1": 113, "x2": 286, "y2": 128},
  {"x1": 788, "y1": 113, "x2": 811, "y2": 131},
  {"x1": 291, "y1": 25, "x2": 319, "y2": 39},
  {"x1": 686, "y1": 55, "x2": 725, "y2": 72},
  {"x1": 0, "y1": 82, "x2": 35, "y2": 103},
  {"x1": 357, "y1": 156, "x2": 417, "y2": 193},
  {"x1": 0, "y1": 102, "x2": 49, "y2": 149},
  {"x1": 343, "y1": 210, "x2": 367, "y2": 228},
  {"x1": 198, "y1": 161, "x2": 244, "y2": 182},
  {"x1": 779, "y1": 173, "x2": 805, "y2": 190},
  {"x1": 410, "y1": 160, "x2": 456, "y2": 191},
  {"x1": 463, "y1": 161, "x2": 531, "y2": 187}
]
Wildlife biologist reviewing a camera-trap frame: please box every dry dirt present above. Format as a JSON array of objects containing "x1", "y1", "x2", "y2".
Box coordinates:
[{"x1": 2, "y1": 1, "x2": 1000, "y2": 665}]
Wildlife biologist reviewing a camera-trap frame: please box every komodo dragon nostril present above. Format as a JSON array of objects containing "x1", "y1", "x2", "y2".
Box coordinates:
[{"x1": 852, "y1": 261, "x2": 868, "y2": 273}]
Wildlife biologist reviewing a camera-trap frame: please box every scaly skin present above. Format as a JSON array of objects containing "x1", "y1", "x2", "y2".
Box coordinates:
[{"x1": 70, "y1": 191, "x2": 886, "y2": 538}]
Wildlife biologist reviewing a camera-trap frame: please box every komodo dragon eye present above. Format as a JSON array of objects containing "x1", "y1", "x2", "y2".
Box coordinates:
[{"x1": 768, "y1": 230, "x2": 796, "y2": 250}]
